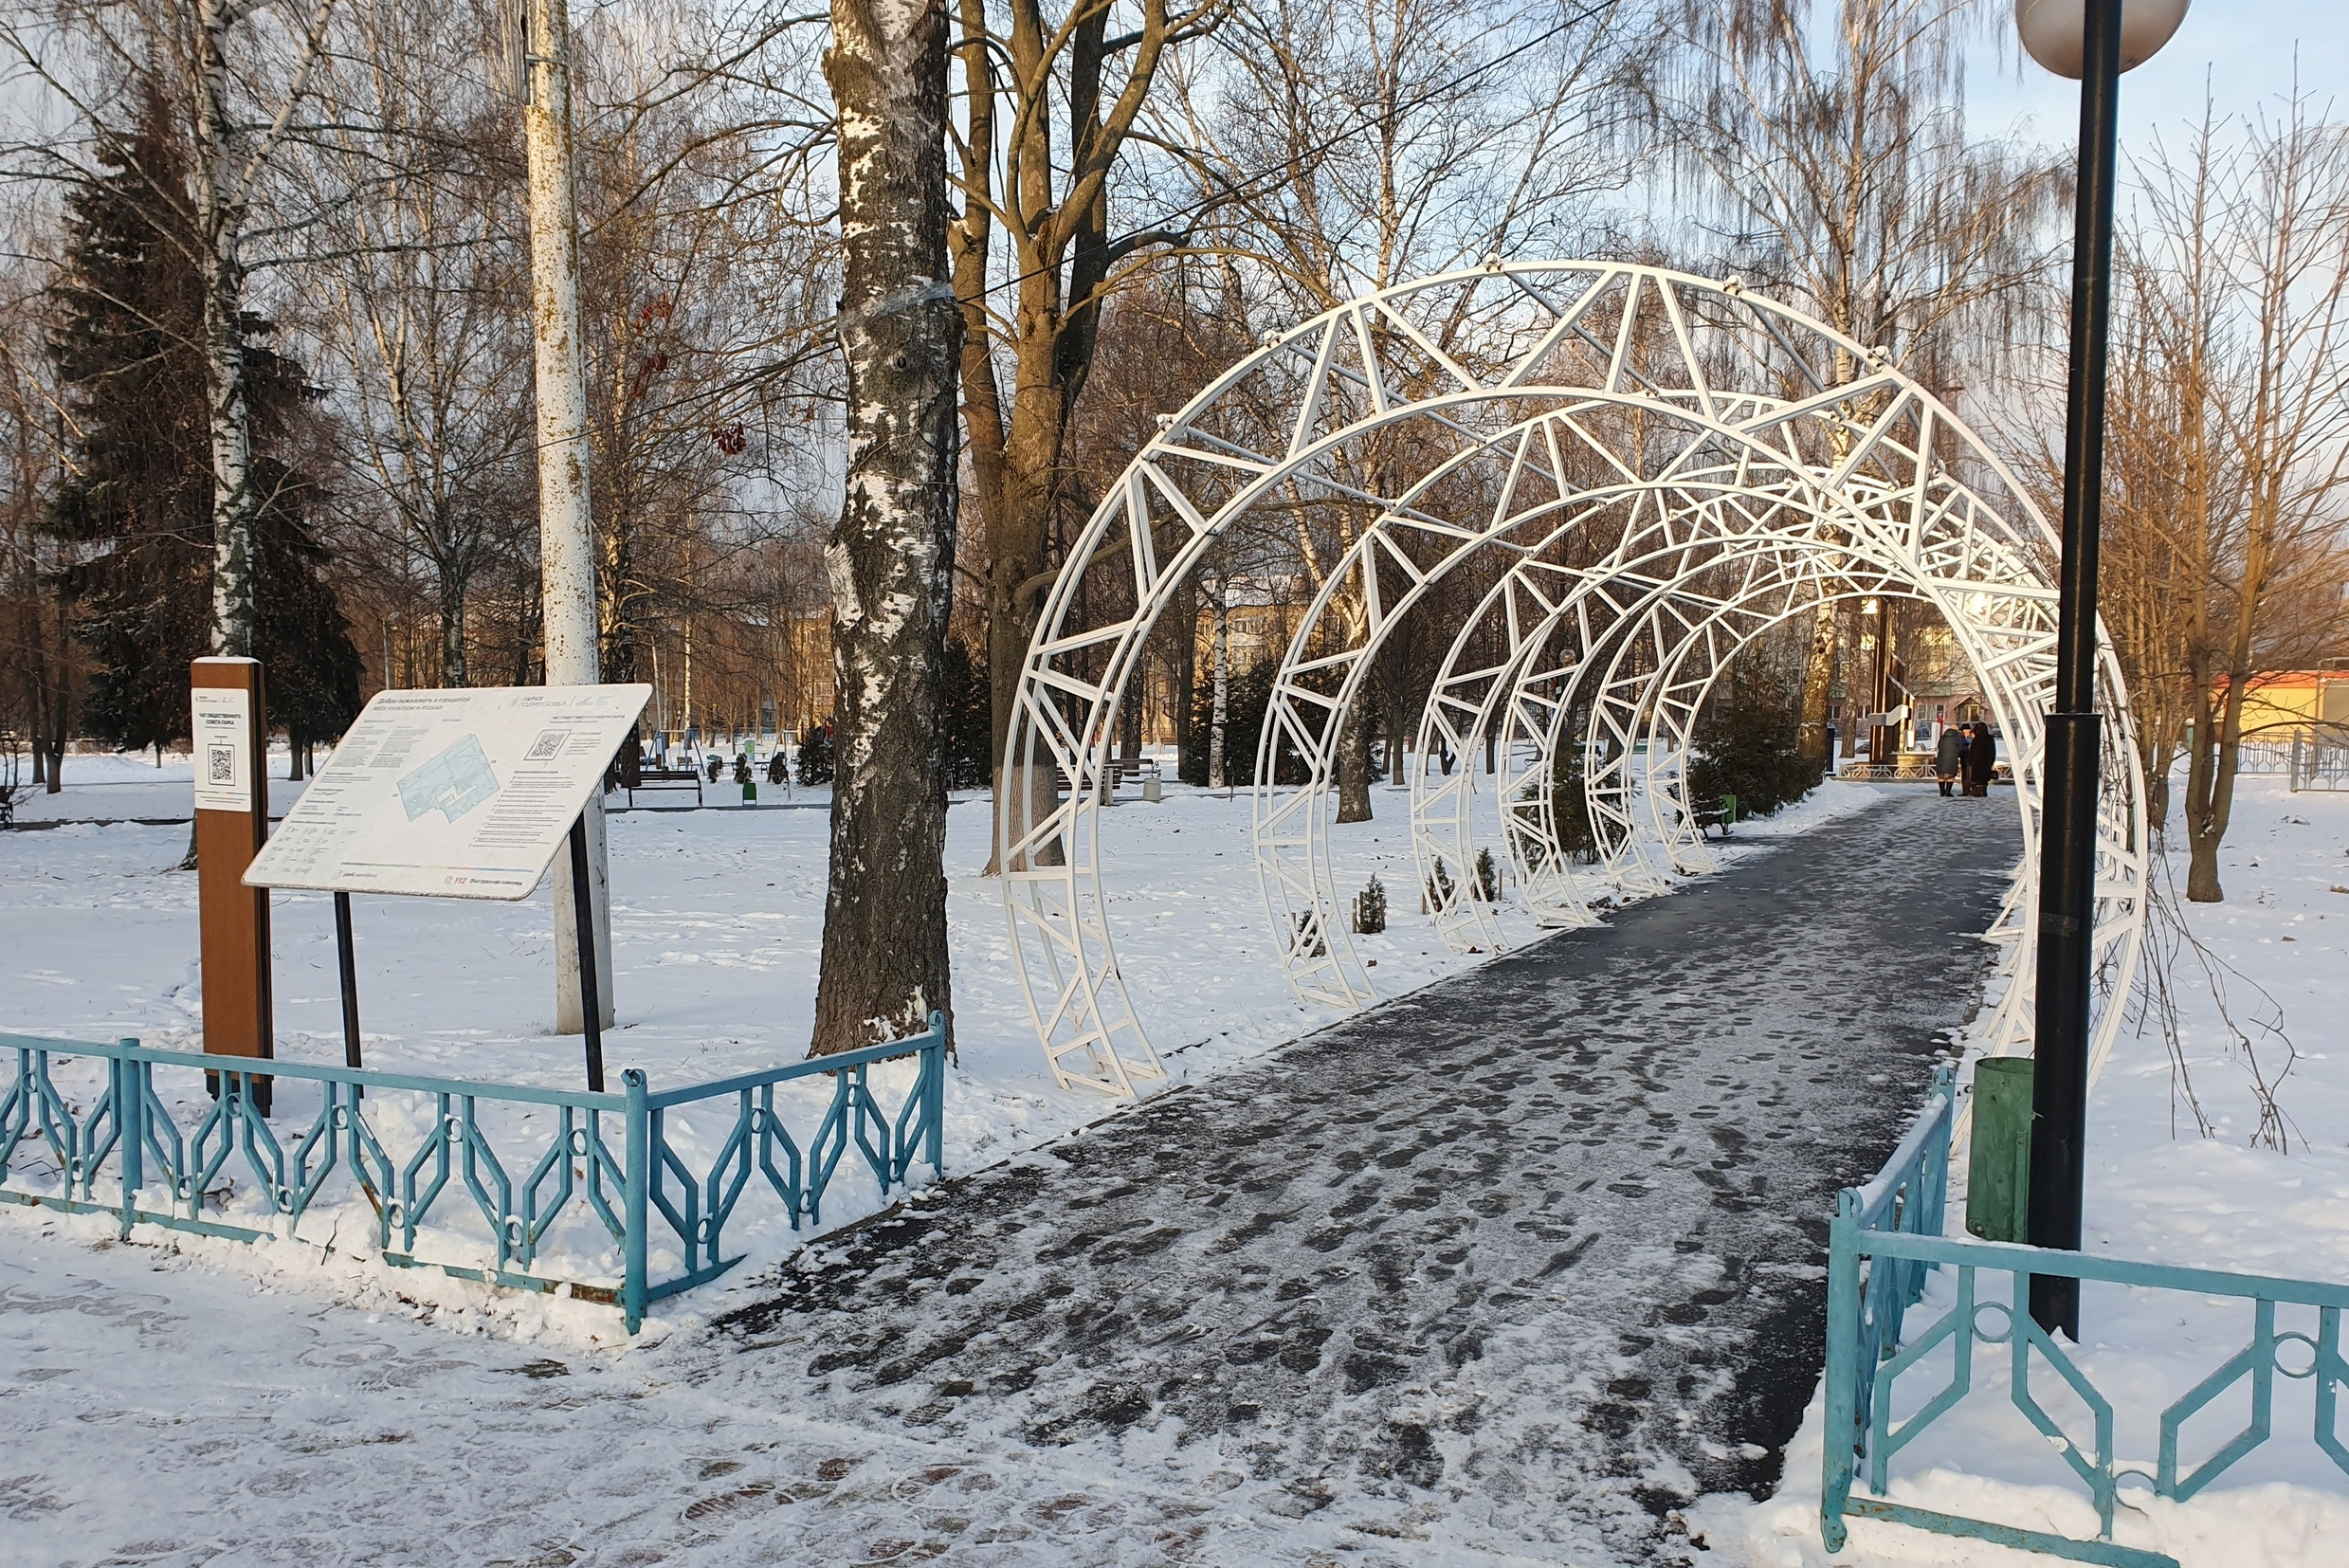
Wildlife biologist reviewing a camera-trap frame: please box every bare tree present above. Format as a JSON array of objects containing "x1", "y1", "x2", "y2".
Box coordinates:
[
  {"x1": 950, "y1": 0, "x2": 1220, "y2": 867},
  {"x1": 299, "y1": 0, "x2": 532, "y2": 688},
  {"x1": 0, "y1": 223, "x2": 76, "y2": 790},
  {"x1": 2114, "y1": 98, "x2": 2349, "y2": 902},
  {"x1": 1651, "y1": 0, "x2": 2064, "y2": 782},
  {"x1": 1170, "y1": 0, "x2": 1649, "y2": 820}
]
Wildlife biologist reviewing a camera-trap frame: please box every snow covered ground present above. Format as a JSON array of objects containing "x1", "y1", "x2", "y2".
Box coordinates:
[
  {"x1": 0, "y1": 769, "x2": 1909, "y2": 1568},
  {"x1": 12, "y1": 755, "x2": 2345, "y2": 1567},
  {"x1": 3, "y1": 748, "x2": 1866, "y2": 1340},
  {"x1": 1697, "y1": 775, "x2": 2349, "y2": 1568},
  {"x1": 6, "y1": 746, "x2": 310, "y2": 822}
]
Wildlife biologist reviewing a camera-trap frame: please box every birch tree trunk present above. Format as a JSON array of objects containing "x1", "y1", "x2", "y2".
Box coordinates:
[
  {"x1": 440, "y1": 570, "x2": 469, "y2": 688},
  {"x1": 192, "y1": 0, "x2": 257, "y2": 660},
  {"x1": 810, "y1": 0, "x2": 959, "y2": 1055},
  {"x1": 1795, "y1": 598, "x2": 1837, "y2": 783},
  {"x1": 1336, "y1": 703, "x2": 1372, "y2": 821},
  {"x1": 522, "y1": 0, "x2": 614, "y2": 1030}
]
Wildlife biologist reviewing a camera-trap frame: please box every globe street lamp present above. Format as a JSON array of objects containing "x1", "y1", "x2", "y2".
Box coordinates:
[{"x1": 2016, "y1": 0, "x2": 2189, "y2": 1339}]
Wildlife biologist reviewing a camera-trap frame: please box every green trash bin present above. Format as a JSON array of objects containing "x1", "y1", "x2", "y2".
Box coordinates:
[
  {"x1": 1721, "y1": 793, "x2": 1737, "y2": 826},
  {"x1": 1966, "y1": 1057, "x2": 2033, "y2": 1243}
]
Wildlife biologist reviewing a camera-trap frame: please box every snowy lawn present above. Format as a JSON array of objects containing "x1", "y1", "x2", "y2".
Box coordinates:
[
  {"x1": 3, "y1": 754, "x2": 1870, "y2": 1343},
  {"x1": 1697, "y1": 775, "x2": 2349, "y2": 1568},
  {"x1": 6, "y1": 746, "x2": 311, "y2": 823}
]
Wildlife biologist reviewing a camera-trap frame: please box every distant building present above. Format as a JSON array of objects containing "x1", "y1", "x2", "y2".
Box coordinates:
[
  {"x1": 2212, "y1": 668, "x2": 2349, "y2": 740},
  {"x1": 1219, "y1": 573, "x2": 1307, "y2": 666}
]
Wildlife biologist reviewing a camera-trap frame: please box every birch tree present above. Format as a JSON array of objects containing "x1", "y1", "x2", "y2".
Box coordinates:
[
  {"x1": 2, "y1": 0, "x2": 337, "y2": 659},
  {"x1": 810, "y1": 0, "x2": 960, "y2": 1054},
  {"x1": 300, "y1": 2, "x2": 531, "y2": 688}
]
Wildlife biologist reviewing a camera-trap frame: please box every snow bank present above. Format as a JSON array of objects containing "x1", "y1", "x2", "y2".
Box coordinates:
[{"x1": 1692, "y1": 775, "x2": 2349, "y2": 1567}]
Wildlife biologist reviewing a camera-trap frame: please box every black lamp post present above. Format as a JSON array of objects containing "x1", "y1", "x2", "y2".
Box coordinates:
[{"x1": 2015, "y1": 0, "x2": 2190, "y2": 1339}]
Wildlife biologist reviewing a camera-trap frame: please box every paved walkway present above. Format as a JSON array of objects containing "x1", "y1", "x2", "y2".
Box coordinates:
[
  {"x1": 1, "y1": 791, "x2": 2018, "y2": 1567},
  {"x1": 703, "y1": 789, "x2": 2020, "y2": 1562}
]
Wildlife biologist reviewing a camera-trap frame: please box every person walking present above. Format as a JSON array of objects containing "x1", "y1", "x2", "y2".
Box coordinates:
[
  {"x1": 1934, "y1": 722, "x2": 1963, "y2": 796},
  {"x1": 1964, "y1": 722, "x2": 1997, "y2": 797}
]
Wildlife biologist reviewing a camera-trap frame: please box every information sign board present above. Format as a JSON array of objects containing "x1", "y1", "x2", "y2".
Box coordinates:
[
  {"x1": 191, "y1": 685, "x2": 254, "y2": 812},
  {"x1": 245, "y1": 684, "x2": 651, "y2": 899}
]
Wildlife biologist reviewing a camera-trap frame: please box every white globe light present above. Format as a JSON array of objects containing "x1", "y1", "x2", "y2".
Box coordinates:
[{"x1": 2015, "y1": 0, "x2": 2190, "y2": 79}]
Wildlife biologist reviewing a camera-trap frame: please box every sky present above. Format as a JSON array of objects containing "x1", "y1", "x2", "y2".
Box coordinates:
[{"x1": 1967, "y1": 0, "x2": 2349, "y2": 157}]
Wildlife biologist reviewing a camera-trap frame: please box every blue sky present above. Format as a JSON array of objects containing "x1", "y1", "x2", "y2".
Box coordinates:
[{"x1": 1968, "y1": 1, "x2": 2348, "y2": 155}]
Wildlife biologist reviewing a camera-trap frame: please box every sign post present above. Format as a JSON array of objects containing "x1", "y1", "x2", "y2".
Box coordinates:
[{"x1": 191, "y1": 658, "x2": 274, "y2": 1097}]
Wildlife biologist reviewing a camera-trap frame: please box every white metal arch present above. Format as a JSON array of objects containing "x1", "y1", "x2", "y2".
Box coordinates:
[
  {"x1": 1000, "y1": 262, "x2": 2148, "y2": 1097},
  {"x1": 1254, "y1": 410, "x2": 2116, "y2": 1005},
  {"x1": 1407, "y1": 495, "x2": 2140, "y2": 1073},
  {"x1": 1412, "y1": 536, "x2": 1898, "y2": 948},
  {"x1": 1404, "y1": 483, "x2": 1905, "y2": 946}
]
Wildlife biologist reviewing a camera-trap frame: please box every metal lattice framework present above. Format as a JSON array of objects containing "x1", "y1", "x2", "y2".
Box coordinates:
[{"x1": 999, "y1": 263, "x2": 2148, "y2": 1097}]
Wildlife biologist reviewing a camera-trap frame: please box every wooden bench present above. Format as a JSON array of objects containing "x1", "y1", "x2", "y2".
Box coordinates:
[
  {"x1": 1052, "y1": 757, "x2": 1163, "y2": 800},
  {"x1": 616, "y1": 747, "x2": 705, "y2": 807},
  {"x1": 1689, "y1": 795, "x2": 1732, "y2": 839}
]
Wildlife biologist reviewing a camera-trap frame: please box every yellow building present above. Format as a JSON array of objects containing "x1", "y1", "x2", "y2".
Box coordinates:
[{"x1": 2217, "y1": 669, "x2": 2349, "y2": 739}]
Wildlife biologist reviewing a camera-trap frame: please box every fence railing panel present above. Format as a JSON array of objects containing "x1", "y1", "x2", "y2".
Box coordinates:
[
  {"x1": 1823, "y1": 1068, "x2": 2349, "y2": 1568},
  {"x1": 0, "y1": 1019, "x2": 948, "y2": 1331},
  {"x1": 2290, "y1": 736, "x2": 2349, "y2": 792}
]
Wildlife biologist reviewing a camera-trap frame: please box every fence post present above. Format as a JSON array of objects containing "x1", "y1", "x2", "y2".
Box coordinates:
[
  {"x1": 1921, "y1": 1063, "x2": 1954, "y2": 1247},
  {"x1": 925, "y1": 1011, "x2": 946, "y2": 1176},
  {"x1": 117, "y1": 1040, "x2": 143, "y2": 1238},
  {"x1": 1822, "y1": 1187, "x2": 1862, "y2": 1554},
  {"x1": 623, "y1": 1068, "x2": 648, "y2": 1334}
]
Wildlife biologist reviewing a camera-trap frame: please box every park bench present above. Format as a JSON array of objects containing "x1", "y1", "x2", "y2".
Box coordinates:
[
  {"x1": 1052, "y1": 756, "x2": 1163, "y2": 802},
  {"x1": 615, "y1": 744, "x2": 704, "y2": 808},
  {"x1": 1689, "y1": 795, "x2": 1732, "y2": 840}
]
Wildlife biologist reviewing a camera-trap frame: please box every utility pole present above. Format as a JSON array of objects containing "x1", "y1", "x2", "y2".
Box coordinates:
[{"x1": 520, "y1": 0, "x2": 613, "y2": 1030}]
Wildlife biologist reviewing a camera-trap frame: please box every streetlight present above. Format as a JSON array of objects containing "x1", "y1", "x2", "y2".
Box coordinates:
[{"x1": 2015, "y1": 0, "x2": 2189, "y2": 1339}]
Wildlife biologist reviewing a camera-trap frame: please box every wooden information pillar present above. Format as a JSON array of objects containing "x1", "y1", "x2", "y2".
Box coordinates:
[{"x1": 191, "y1": 657, "x2": 274, "y2": 1069}]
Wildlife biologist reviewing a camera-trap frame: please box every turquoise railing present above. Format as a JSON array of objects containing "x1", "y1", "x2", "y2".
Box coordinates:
[
  {"x1": 0, "y1": 1018, "x2": 947, "y2": 1332},
  {"x1": 1824, "y1": 1067, "x2": 2349, "y2": 1568}
]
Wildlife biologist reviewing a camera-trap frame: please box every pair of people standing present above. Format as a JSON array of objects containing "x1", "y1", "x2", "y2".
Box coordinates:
[{"x1": 1934, "y1": 721, "x2": 1996, "y2": 796}]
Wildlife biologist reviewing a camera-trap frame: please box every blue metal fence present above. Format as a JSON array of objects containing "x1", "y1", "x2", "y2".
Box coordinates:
[
  {"x1": 1824, "y1": 1067, "x2": 2349, "y2": 1568},
  {"x1": 0, "y1": 1018, "x2": 947, "y2": 1332}
]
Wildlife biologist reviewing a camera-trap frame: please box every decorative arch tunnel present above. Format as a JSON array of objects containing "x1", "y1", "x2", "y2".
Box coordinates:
[{"x1": 999, "y1": 263, "x2": 2146, "y2": 1101}]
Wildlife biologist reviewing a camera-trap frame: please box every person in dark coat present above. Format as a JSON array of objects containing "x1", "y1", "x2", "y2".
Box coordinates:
[
  {"x1": 1934, "y1": 723, "x2": 1964, "y2": 796},
  {"x1": 1965, "y1": 722, "x2": 1997, "y2": 796}
]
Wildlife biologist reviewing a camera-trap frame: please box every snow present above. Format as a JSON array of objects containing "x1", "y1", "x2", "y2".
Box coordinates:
[
  {"x1": 0, "y1": 765, "x2": 1897, "y2": 1566},
  {"x1": 1691, "y1": 775, "x2": 2349, "y2": 1568},
  {"x1": 28, "y1": 760, "x2": 2348, "y2": 1566}
]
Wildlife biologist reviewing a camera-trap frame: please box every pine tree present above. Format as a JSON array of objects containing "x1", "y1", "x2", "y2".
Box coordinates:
[
  {"x1": 939, "y1": 638, "x2": 992, "y2": 791},
  {"x1": 44, "y1": 90, "x2": 361, "y2": 755},
  {"x1": 794, "y1": 721, "x2": 836, "y2": 787}
]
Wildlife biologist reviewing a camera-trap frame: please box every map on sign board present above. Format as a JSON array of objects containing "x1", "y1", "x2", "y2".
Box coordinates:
[
  {"x1": 244, "y1": 684, "x2": 651, "y2": 900},
  {"x1": 398, "y1": 735, "x2": 501, "y2": 823}
]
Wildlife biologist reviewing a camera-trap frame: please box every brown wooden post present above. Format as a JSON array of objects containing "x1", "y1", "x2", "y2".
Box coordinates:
[{"x1": 191, "y1": 658, "x2": 273, "y2": 1080}]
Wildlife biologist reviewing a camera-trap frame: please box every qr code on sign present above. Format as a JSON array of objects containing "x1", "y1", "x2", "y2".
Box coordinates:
[
  {"x1": 526, "y1": 729, "x2": 569, "y2": 761},
  {"x1": 209, "y1": 745, "x2": 236, "y2": 784}
]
